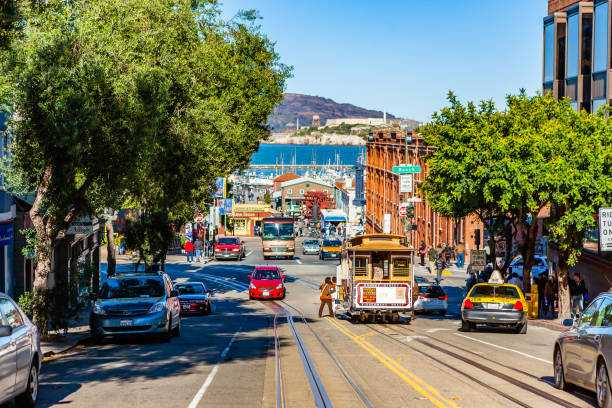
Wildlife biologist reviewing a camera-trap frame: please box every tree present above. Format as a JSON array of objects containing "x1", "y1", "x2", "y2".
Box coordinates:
[
  {"x1": 300, "y1": 190, "x2": 335, "y2": 219},
  {"x1": 264, "y1": 192, "x2": 271, "y2": 205},
  {"x1": 1, "y1": 0, "x2": 289, "y2": 330}
]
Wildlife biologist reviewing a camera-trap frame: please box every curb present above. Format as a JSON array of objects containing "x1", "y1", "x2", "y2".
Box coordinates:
[
  {"x1": 527, "y1": 319, "x2": 567, "y2": 332},
  {"x1": 42, "y1": 335, "x2": 91, "y2": 362}
]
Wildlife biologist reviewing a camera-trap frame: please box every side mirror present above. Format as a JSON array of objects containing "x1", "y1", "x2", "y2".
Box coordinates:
[
  {"x1": 170, "y1": 290, "x2": 179, "y2": 298},
  {"x1": 0, "y1": 325, "x2": 12, "y2": 337},
  {"x1": 282, "y1": 275, "x2": 287, "y2": 280},
  {"x1": 562, "y1": 318, "x2": 575, "y2": 327},
  {"x1": 247, "y1": 275, "x2": 252, "y2": 279}
]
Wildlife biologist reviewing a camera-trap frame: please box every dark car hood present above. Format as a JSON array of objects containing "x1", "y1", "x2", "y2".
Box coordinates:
[{"x1": 178, "y1": 294, "x2": 209, "y2": 301}]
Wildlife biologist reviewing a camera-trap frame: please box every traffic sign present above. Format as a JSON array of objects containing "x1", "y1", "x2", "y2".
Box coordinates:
[
  {"x1": 599, "y1": 208, "x2": 612, "y2": 251},
  {"x1": 470, "y1": 249, "x2": 487, "y2": 269},
  {"x1": 195, "y1": 213, "x2": 204, "y2": 222},
  {"x1": 399, "y1": 205, "x2": 407, "y2": 217},
  {"x1": 399, "y1": 174, "x2": 413, "y2": 193},
  {"x1": 392, "y1": 165, "x2": 421, "y2": 174}
]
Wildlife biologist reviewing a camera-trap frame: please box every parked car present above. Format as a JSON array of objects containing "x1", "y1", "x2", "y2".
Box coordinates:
[
  {"x1": 302, "y1": 239, "x2": 321, "y2": 255},
  {"x1": 554, "y1": 292, "x2": 612, "y2": 407},
  {"x1": 90, "y1": 271, "x2": 181, "y2": 342},
  {"x1": 320, "y1": 239, "x2": 342, "y2": 260},
  {"x1": 461, "y1": 282, "x2": 527, "y2": 333},
  {"x1": 414, "y1": 284, "x2": 447, "y2": 315},
  {"x1": 0, "y1": 293, "x2": 42, "y2": 408},
  {"x1": 249, "y1": 266, "x2": 286, "y2": 300},
  {"x1": 176, "y1": 282, "x2": 212, "y2": 315},
  {"x1": 214, "y1": 236, "x2": 245, "y2": 261},
  {"x1": 507, "y1": 255, "x2": 548, "y2": 278}
]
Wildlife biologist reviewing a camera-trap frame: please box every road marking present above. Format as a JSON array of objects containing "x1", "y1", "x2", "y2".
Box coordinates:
[
  {"x1": 295, "y1": 259, "x2": 302, "y2": 264},
  {"x1": 405, "y1": 335, "x2": 427, "y2": 342},
  {"x1": 426, "y1": 328, "x2": 450, "y2": 333},
  {"x1": 188, "y1": 318, "x2": 248, "y2": 408},
  {"x1": 454, "y1": 333, "x2": 551, "y2": 365},
  {"x1": 326, "y1": 318, "x2": 459, "y2": 408},
  {"x1": 246, "y1": 251, "x2": 253, "y2": 257}
]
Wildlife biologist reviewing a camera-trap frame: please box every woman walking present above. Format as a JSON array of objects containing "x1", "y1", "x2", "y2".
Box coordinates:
[
  {"x1": 319, "y1": 277, "x2": 336, "y2": 318},
  {"x1": 419, "y1": 241, "x2": 426, "y2": 266}
]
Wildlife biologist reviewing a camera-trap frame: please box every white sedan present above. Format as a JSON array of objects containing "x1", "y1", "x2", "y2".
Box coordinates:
[{"x1": 507, "y1": 255, "x2": 549, "y2": 278}]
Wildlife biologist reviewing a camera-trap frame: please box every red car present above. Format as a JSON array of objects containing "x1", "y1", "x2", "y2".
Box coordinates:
[
  {"x1": 249, "y1": 266, "x2": 286, "y2": 300},
  {"x1": 214, "y1": 236, "x2": 245, "y2": 261}
]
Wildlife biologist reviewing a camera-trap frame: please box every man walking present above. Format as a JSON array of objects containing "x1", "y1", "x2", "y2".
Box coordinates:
[
  {"x1": 455, "y1": 242, "x2": 465, "y2": 268},
  {"x1": 435, "y1": 252, "x2": 446, "y2": 284},
  {"x1": 185, "y1": 239, "x2": 194, "y2": 263},
  {"x1": 194, "y1": 238, "x2": 204, "y2": 262},
  {"x1": 427, "y1": 246, "x2": 437, "y2": 274},
  {"x1": 570, "y1": 273, "x2": 587, "y2": 319},
  {"x1": 319, "y1": 277, "x2": 336, "y2": 318},
  {"x1": 419, "y1": 241, "x2": 426, "y2": 266}
]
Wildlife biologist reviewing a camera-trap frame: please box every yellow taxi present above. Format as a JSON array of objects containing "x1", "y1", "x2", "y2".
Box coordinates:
[
  {"x1": 461, "y1": 276, "x2": 527, "y2": 334},
  {"x1": 319, "y1": 238, "x2": 342, "y2": 260}
]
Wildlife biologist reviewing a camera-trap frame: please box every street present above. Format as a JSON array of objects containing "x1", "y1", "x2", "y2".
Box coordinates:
[{"x1": 33, "y1": 238, "x2": 595, "y2": 408}]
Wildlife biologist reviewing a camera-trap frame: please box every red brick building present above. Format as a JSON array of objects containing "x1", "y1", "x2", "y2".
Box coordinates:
[{"x1": 365, "y1": 128, "x2": 483, "y2": 252}]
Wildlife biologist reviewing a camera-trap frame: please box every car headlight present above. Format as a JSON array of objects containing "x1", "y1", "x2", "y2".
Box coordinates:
[
  {"x1": 148, "y1": 302, "x2": 166, "y2": 314},
  {"x1": 250, "y1": 282, "x2": 256, "y2": 289},
  {"x1": 276, "y1": 284, "x2": 283, "y2": 290},
  {"x1": 93, "y1": 304, "x2": 107, "y2": 315}
]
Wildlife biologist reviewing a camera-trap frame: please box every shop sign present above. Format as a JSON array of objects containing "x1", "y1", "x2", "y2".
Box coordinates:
[
  {"x1": 599, "y1": 208, "x2": 612, "y2": 251},
  {"x1": 0, "y1": 221, "x2": 13, "y2": 245}
]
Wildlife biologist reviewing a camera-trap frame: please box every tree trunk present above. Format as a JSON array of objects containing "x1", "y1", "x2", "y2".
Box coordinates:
[
  {"x1": 488, "y1": 225, "x2": 496, "y2": 268},
  {"x1": 105, "y1": 218, "x2": 116, "y2": 277},
  {"x1": 521, "y1": 218, "x2": 539, "y2": 292},
  {"x1": 557, "y1": 253, "x2": 571, "y2": 319}
]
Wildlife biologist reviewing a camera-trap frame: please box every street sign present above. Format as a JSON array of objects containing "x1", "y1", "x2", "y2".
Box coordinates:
[
  {"x1": 405, "y1": 197, "x2": 422, "y2": 203},
  {"x1": 392, "y1": 165, "x2": 421, "y2": 174},
  {"x1": 399, "y1": 204, "x2": 407, "y2": 217},
  {"x1": 470, "y1": 249, "x2": 487, "y2": 269},
  {"x1": 599, "y1": 208, "x2": 612, "y2": 252},
  {"x1": 399, "y1": 174, "x2": 413, "y2": 193},
  {"x1": 195, "y1": 213, "x2": 204, "y2": 222}
]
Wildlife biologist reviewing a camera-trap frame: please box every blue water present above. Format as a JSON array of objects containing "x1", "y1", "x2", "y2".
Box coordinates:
[{"x1": 250, "y1": 144, "x2": 365, "y2": 166}]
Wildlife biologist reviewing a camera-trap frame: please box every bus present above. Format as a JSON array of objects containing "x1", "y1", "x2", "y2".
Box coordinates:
[{"x1": 262, "y1": 217, "x2": 295, "y2": 260}]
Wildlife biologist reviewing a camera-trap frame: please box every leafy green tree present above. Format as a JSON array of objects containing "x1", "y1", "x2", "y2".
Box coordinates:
[
  {"x1": 1, "y1": 0, "x2": 289, "y2": 329},
  {"x1": 124, "y1": 212, "x2": 174, "y2": 271},
  {"x1": 264, "y1": 192, "x2": 271, "y2": 205}
]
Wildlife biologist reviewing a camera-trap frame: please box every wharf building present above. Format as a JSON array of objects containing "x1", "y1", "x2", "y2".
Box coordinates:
[
  {"x1": 545, "y1": 0, "x2": 612, "y2": 296},
  {"x1": 364, "y1": 129, "x2": 483, "y2": 254}
]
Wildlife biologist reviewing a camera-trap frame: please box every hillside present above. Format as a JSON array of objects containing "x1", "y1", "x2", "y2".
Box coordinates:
[{"x1": 268, "y1": 93, "x2": 397, "y2": 131}]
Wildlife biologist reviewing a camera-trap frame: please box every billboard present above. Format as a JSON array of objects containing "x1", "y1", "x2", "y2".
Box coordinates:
[
  {"x1": 213, "y1": 177, "x2": 226, "y2": 198},
  {"x1": 218, "y1": 198, "x2": 233, "y2": 216}
]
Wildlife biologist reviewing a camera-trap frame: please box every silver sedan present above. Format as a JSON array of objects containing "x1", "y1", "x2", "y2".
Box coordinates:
[
  {"x1": 554, "y1": 292, "x2": 612, "y2": 408},
  {"x1": 0, "y1": 293, "x2": 42, "y2": 407}
]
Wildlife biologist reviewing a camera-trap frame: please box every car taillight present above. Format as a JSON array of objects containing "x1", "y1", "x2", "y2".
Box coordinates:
[
  {"x1": 463, "y1": 299, "x2": 473, "y2": 309},
  {"x1": 439, "y1": 295, "x2": 447, "y2": 300},
  {"x1": 418, "y1": 295, "x2": 427, "y2": 299},
  {"x1": 513, "y1": 301, "x2": 523, "y2": 311}
]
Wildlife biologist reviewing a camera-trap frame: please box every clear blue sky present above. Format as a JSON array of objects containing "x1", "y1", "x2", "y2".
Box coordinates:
[{"x1": 221, "y1": 1, "x2": 547, "y2": 122}]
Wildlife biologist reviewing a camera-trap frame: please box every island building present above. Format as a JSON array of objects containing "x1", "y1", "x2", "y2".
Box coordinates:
[{"x1": 543, "y1": 0, "x2": 612, "y2": 297}]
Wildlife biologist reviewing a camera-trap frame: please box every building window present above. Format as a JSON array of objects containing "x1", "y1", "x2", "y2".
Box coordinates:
[
  {"x1": 300, "y1": 189, "x2": 304, "y2": 194},
  {"x1": 544, "y1": 21, "x2": 555, "y2": 85},
  {"x1": 567, "y1": 11, "x2": 580, "y2": 80},
  {"x1": 594, "y1": 0, "x2": 608, "y2": 73},
  {"x1": 287, "y1": 189, "x2": 292, "y2": 194}
]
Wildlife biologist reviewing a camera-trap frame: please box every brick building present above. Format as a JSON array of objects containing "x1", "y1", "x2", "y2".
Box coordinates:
[
  {"x1": 277, "y1": 177, "x2": 334, "y2": 215},
  {"x1": 364, "y1": 128, "x2": 483, "y2": 252},
  {"x1": 544, "y1": 0, "x2": 612, "y2": 297}
]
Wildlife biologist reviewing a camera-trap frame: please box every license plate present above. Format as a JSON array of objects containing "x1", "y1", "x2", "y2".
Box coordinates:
[
  {"x1": 263, "y1": 291, "x2": 270, "y2": 296},
  {"x1": 485, "y1": 303, "x2": 500, "y2": 309},
  {"x1": 120, "y1": 319, "x2": 133, "y2": 327}
]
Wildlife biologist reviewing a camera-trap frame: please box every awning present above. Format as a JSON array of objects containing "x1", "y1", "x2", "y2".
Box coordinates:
[{"x1": 324, "y1": 216, "x2": 346, "y2": 222}]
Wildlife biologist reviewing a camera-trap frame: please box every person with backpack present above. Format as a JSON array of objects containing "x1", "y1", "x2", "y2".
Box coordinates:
[{"x1": 319, "y1": 277, "x2": 336, "y2": 318}]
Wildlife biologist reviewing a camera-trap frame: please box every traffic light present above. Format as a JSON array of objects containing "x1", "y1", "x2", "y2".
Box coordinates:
[
  {"x1": 406, "y1": 205, "x2": 415, "y2": 218},
  {"x1": 474, "y1": 228, "x2": 481, "y2": 249}
]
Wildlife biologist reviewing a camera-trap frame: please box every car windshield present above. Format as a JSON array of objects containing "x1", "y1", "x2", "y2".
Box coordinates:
[
  {"x1": 263, "y1": 223, "x2": 294, "y2": 240},
  {"x1": 218, "y1": 238, "x2": 239, "y2": 245},
  {"x1": 470, "y1": 285, "x2": 519, "y2": 299},
  {"x1": 99, "y1": 278, "x2": 165, "y2": 299},
  {"x1": 253, "y1": 269, "x2": 280, "y2": 280},
  {"x1": 176, "y1": 284, "x2": 204, "y2": 295},
  {"x1": 304, "y1": 240, "x2": 319, "y2": 245},
  {"x1": 323, "y1": 240, "x2": 341, "y2": 247}
]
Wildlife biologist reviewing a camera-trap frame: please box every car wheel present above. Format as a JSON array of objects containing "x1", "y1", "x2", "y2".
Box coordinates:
[
  {"x1": 515, "y1": 321, "x2": 527, "y2": 334},
  {"x1": 554, "y1": 347, "x2": 571, "y2": 391},
  {"x1": 161, "y1": 317, "x2": 172, "y2": 342},
  {"x1": 15, "y1": 361, "x2": 38, "y2": 408},
  {"x1": 205, "y1": 303, "x2": 212, "y2": 315},
  {"x1": 281, "y1": 290, "x2": 286, "y2": 300},
  {"x1": 439, "y1": 310, "x2": 446, "y2": 316},
  {"x1": 172, "y1": 316, "x2": 181, "y2": 337},
  {"x1": 461, "y1": 319, "x2": 472, "y2": 332},
  {"x1": 597, "y1": 361, "x2": 612, "y2": 408}
]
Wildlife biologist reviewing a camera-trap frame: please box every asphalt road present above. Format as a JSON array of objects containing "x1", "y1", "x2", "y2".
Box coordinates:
[{"x1": 31, "y1": 237, "x2": 597, "y2": 408}]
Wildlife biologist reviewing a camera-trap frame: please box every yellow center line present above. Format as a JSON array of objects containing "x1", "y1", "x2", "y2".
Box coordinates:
[{"x1": 326, "y1": 317, "x2": 461, "y2": 408}]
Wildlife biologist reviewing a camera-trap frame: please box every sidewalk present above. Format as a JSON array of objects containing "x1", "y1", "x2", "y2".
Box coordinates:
[
  {"x1": 41, "y1": 307, "x2": 91, "y2": 361},
  {"x1": 527, "y1": 318, "x2": 568, "y2": 332},
  {"x1": 413, "y1": 262, "x2": 466, "y2": 277}
]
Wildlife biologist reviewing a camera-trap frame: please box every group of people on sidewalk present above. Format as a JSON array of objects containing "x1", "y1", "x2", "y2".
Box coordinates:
[
  {"x1": 417, "y1": 241, "x2": 466, "y2": 283},
  {"x1": 184, "y1": 235, "x2": 213, "y2": 263}
]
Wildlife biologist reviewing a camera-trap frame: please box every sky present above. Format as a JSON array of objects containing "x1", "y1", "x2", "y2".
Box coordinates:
[{"x1": 221, "y1": 1, "x2": 548, "y2": 122}]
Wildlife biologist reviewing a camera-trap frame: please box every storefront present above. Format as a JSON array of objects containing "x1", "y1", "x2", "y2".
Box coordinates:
[
  {"x1": 321, "y1": 209, "x2": 347, "y2": 236},
  {"x1": 232, "y1": 204, "x2": 274, "y2": 236}
]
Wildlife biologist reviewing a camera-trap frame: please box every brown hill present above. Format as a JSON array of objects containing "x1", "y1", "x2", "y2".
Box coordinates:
[{"x1": 268, "y1": 93, "x2": 396, "y2": 131}]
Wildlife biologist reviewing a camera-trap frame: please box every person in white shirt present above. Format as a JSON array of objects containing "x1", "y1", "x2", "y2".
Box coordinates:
[{"x1": 508, "y1": 273, "x2": 524, "y2": 291}]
